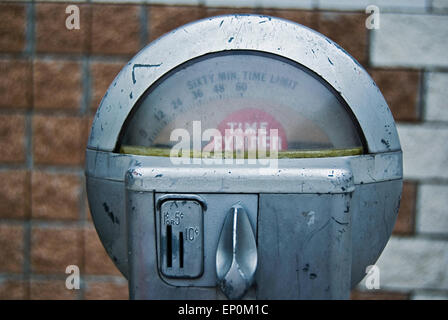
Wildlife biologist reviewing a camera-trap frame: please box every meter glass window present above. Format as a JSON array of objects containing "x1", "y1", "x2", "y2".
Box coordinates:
[{"x1": 118, "y1": 51, "x2": 364, "y2": 158}]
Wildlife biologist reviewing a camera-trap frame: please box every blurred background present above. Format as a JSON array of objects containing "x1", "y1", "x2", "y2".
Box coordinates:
[{"x1": 0, "y1": 0, "x2": 447, "y2": 300}]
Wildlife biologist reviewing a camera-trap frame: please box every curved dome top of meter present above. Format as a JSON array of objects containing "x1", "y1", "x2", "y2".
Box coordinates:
[{"x1": 118, "y1": 51, "x2": 365, "y2": 159}]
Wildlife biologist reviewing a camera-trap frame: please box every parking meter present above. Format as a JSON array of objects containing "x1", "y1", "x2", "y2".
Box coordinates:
[{"x1": 85, "y1": 15, "x2": 402, "y2": 299}]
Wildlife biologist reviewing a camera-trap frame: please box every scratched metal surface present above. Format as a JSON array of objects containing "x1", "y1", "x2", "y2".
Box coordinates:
[{"x1": 86, "y1": 151, "x2": 402, "y2": 286}]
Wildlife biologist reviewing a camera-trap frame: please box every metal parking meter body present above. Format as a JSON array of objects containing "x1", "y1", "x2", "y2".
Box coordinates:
[{"x1": 85, "y1": 15, "x2": 402, "y2": 299}]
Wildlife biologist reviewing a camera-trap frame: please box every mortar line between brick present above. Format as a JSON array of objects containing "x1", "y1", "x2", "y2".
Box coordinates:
[
  {"x1": 81, "y1": 0, "x2": 93, "y2": 125},
  {"x1": 411, "y1": 181, "x2": 418, "y2": 235},
  {"x1": 146, "y1": 4, "x2": 151, "y2": 41},
  {"x1": 25, "y1": 0, "x2": 35, "y2": 171},
  {"x1": 0, "y1": 164, "x2": 84, "y2": 174},
  {"x1": 410, "y1": 288, "x2": 448, "y2": 296},
  {"x1": 140, "y1": 3, "x2": 148, "y2": 48},
  {"x1": 397, "y1": 121, "x2": 448, "y2": 128},
  {"x1": 418, "y1": 70, "x2": 427, "y2": 122},
  {"x1": 22, "y1": 273, "x2": 126, "y2": 282},
  {"x1": 78, "y1": 212, "x2": 86, "y2": 300},
  {"x1": 0, "y1": 274, "x2": 26, "y2": 281},
  {"x1": 1, "y1": 53, "x2": 132, "y2": 63},
  {"x1": 16, "y1": 219, "x2": 86, "y2": 229},
  {"x1": 1, "y1": 107, "x2": 90, "y2": 117},
  {"x1": 404, "y1": 178, "x2": 448, "y2": 185},
  {"x1": 0, "y1": 53, "x2": 31, "y2": 60},
  {"x1": 25, "y1": 114, "x2": 33, "y2": 172},
  {"x1": 81, "y1": 56, "x2": 91, "y2": 115},
  {"x1": 23, "y1": 0, "x2": 36, "y2": 300},
  {"x1": 28, "y1": 273, "x2": 124, "y2": 281},
  {"x1": 23, "y1": 97, "x2": 33, "y2": 292},
  {"x1": 78, "y1": 172, "x2": 87, "y2": 301},
  {"x1": 82, "y1": 274, "x2": 128, "y2": 283},
  {"x1": 413, "y1": 181, "x2": 423, "y2": 235},
  {"x1": 24, "y1": 1, "x2": 34, "y2": 56},
  {"x1": 22, "y1": 108, "x2": 87, "y2": 117},
  {"x1": 0, "y1": 219, "x2": 28, "y2": 226},
  {"x1": 0, "y1": 164, "x2": 29, "y2": 171},
  {"x1": 391, "y1": 233, "x2": 448, "y2": 241},
  {"x1": 33, "y1": 165, "x2": 85, "y2": 174},
  {"x1": 79, "y1": 175, "x2": 88, "y2": 221}
]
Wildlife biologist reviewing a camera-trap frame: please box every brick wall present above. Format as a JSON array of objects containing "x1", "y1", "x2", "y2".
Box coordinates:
[{"x1": 0, "y1": 0, "x2": 447, "y2": 300}]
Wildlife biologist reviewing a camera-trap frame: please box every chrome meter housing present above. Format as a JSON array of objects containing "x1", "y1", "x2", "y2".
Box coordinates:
[{"x1": 86, "y1": 15, "x2": 402, "y2": 299}]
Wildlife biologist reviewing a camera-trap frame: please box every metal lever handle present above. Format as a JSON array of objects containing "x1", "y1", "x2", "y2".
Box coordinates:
[{"x1": 216, "y1": 204, "x2": 258, "y2": 299}]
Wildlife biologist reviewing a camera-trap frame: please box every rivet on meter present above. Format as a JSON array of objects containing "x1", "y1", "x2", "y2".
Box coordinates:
[{"x1": 85, "y1": 15, "x2": 402, "y2": 300}]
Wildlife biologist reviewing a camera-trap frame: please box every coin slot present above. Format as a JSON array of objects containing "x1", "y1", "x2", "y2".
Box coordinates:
[
  {"x1": 166, "y1": 225, "x2": 172, "y2": 268},
  {"x1": 159, "y1": 199, "x2": 204, "y2": 278},
  {"x1": 179, "y1": 232, "x2": 184, "y2": 268}
]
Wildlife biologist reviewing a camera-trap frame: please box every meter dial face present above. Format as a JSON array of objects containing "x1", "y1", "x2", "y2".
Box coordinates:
[{"x1": 118, "y1": 51, "x2": 364, "y2": 158}]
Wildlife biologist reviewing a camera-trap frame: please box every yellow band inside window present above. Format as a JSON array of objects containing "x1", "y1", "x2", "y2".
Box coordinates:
[{"x1": 120, "y1": 145, "x2": 363, "y2": 159}]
